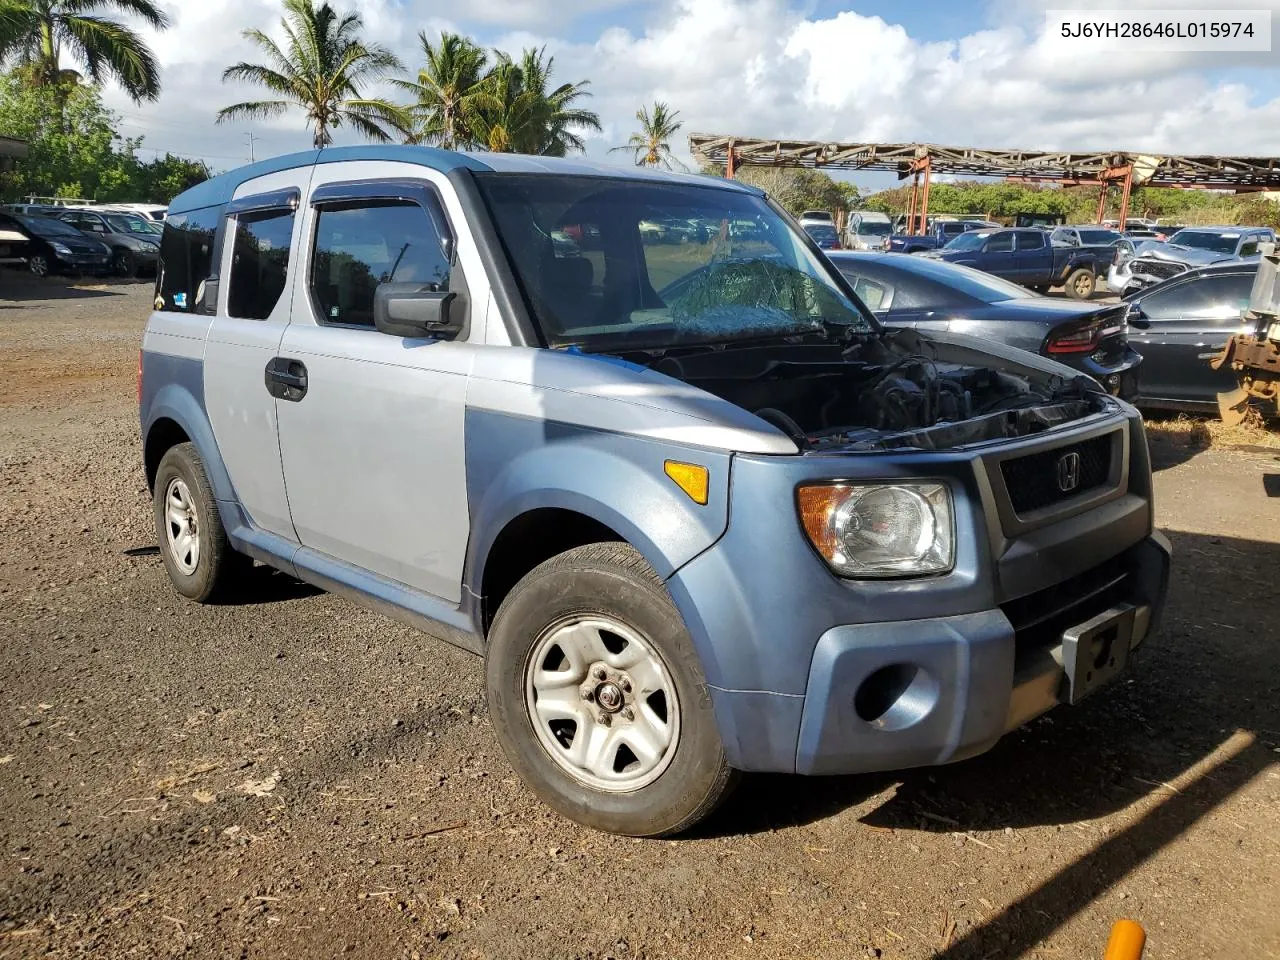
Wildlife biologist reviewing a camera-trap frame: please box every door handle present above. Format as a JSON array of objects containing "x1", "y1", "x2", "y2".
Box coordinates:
[{"x1": 265, "y1": 357, "x2": 308, "y2": 401}]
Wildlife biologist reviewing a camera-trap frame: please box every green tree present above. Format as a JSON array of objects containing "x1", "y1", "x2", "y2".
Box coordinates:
[
  {"x1": 0, "y1": 0, "x2": 170, "y2": 103},
  {"x1": 468, "y1": 46, "x2": 599, "y2": 155},
  {"x1": 0, "y1": 70, "x2": 207, "y2": 202},
  {"x1": 217, "y1": 0, "x2": 408, "y2": 148},
  {"x1": 611, "y1": 101, "x2": 684, "y2": 169},
  {"x1": 392, "y1": 30, "x2": 487, "y2": 149}
]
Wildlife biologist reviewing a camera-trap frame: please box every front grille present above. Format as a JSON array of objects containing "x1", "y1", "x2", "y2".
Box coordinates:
[
  {"x1": 1002, "y1": 554, "x2": 1131, "y2": 651},
  {"x1": 1131, "y1": 258, "x2": 1186, "y2": 281},
  {"x1": 1001, "y1": 434, "x2": 1113, "y2": 514}
]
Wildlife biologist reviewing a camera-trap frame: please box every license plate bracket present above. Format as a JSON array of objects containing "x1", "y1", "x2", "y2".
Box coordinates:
[{"x1": 1061, "y1": 604, "x2": 1135, "y2": 705}]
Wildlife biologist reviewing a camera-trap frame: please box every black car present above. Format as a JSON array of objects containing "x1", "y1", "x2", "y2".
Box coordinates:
[
  {"x1": 828, "y1": 251, "x2": 1142, "y2": 398},
  {"x1": 1121, "y1": 262, "x2": 1255, "y2": 412},
  {"x1": 0, "y1": 212, "x2": 112, "y2": 277}
]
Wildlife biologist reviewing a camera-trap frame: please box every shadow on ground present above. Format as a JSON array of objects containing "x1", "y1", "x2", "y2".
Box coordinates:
[
  {"x1": 8, "y1": 529, "x2": 1277, "y2": 952},
  {"x1": 0, "y1": 271, "x2": 125, "y2": 302}
]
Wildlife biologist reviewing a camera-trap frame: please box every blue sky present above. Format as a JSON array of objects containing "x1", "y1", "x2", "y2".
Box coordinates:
[{"x1": 101, "y1": 0, "x2": 1280, "y2": 184}]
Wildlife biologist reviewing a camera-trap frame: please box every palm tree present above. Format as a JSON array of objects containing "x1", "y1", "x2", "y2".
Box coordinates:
[
  {"x1": 468, "y1": 55, "x2": 535, "y2": 153},
  {"x1": 0, "y1": 0, "x2": 171, "y2": 103},
  {"x1": 612, "y1": 101, "x2": 684, "y2": 170},
  {"x1": 217, "y1": 0, "x2": 408, "y2": 149},
  {"x1": 469, "y1": 46, "x2": 600, "y2": 156},
  {"x1": 513, "y1": 47, "x2": 599, "y2": 156},
  {"x1": 391, "y1": 30, "x2": 487, "y2": 150}
]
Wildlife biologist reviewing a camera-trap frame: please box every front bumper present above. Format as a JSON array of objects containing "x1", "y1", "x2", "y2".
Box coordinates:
[
  {"x1": 665, "y1": 408, "x2": 1170, "y2": 776},
  {"x1": 55, "y1": 252, "x2": 112, "y2": 274},
  {"x1": 793, "y1": 533, "x2": 1170, "y2": 774}
]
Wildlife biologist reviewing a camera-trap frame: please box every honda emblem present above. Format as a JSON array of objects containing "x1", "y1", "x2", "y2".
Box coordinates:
[{"x1": 1057, "y1": 451, "x2": 1082, "y2": 493}]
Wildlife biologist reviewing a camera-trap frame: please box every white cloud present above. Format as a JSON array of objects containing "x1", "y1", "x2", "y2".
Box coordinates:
[{"x1": 96, "y1": 0, "x2": 1280, "y2": 181}]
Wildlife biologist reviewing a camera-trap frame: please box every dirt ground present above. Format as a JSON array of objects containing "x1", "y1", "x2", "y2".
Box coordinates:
[{"x1": 1, "y1": 274, "x2": 1278, "y2": 960}]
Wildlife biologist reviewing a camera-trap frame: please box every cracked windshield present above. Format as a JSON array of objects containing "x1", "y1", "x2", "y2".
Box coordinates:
[{"x1": 475, "y1": 174, "x2": 872, "y2": 349}]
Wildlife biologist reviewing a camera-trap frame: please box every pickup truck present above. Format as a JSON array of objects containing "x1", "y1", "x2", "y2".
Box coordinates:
[
  {"x1": 140, "y1": 146, "x2": 1170, "y2": 837},
  {"x1": 923, "y1": 227, "x2": 1109, "y2": 299},
  {"x1": 887, "y1": 219, "x2": 995, "y2": 253}
]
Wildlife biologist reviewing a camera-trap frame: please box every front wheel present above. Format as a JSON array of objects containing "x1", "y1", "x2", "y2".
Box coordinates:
[
  {"x1": 486, "y1": 543, "x2": 736, "y2": 837},
  {"x1": 114, "y1": 249, "x2": 135, "y2": 277},
  {"x1": 1064, "y1": 267, "x2": 1096, "y2": 300},
  {"x1": 28, "y1": 254, "x2": 49, "y2": 277}
]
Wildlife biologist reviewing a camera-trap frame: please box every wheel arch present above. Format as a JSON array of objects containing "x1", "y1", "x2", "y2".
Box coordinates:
[{"x1": 141, "y1": 380, "x2": 237, "y2": 504}]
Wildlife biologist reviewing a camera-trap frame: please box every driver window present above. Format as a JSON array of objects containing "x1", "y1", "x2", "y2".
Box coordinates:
[
  {"x1": 310, "y1": 200, "x2": 452, "y2": 328},
  {"x1": 986, "y1": 232, "x2": 1014, "y2": 253}
]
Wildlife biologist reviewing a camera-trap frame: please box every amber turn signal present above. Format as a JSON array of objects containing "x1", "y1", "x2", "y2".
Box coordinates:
[
  {"x1": 664, "y1": 460, "x2": 709, "y2": 505},
  {"x1": 796, "y1": 484, "x2": 845, "y2": 558}
]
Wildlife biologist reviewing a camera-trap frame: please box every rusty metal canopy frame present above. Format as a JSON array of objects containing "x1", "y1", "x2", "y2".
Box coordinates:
[{"x1": 688, "y1": 133, "x2": 1280, "y2": 190}]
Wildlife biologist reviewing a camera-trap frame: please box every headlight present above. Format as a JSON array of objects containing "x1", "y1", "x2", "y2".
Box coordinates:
[
  {"x1": 797, "y1": 482, "x2": 954, "y2": 578},
  {"x1": 136, "y1": 238, "x2": 159, "y2": 250},
  {"x1": 51, "y1": 242, "x2": 72, "y2": 254}
]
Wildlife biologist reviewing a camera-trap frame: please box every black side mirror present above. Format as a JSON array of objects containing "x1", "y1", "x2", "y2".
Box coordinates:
[
  {"x1": 1126, "y1": 302, "x2": 1150, "y2": 327},
  {"x1": 373, "y1": 282, "x2": 463, "y2": 339}
]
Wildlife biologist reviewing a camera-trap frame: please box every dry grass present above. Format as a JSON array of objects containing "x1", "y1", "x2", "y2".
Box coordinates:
[{"x1": 1144, "y1": 410, "x2": 1280, "y2": 451}]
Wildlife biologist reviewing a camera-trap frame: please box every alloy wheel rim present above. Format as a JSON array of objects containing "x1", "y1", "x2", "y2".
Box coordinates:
[
  {"x1": 164, "y1": 477, "x2": 200, "y2": 575},
  {"x1": 524, "y1": 615, "x2": 680, "y2": 792},
  {"x1": 30, "y1": 256, "x2": 47, "y2": 276}
]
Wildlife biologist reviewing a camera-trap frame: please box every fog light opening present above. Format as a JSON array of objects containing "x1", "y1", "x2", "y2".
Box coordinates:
[{"x1": 854, "y1": 663, "x2": 940, "y2": 731}]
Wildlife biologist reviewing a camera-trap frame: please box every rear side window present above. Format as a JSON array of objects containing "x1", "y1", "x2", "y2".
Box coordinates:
[
  {"x1": 1015, "y1": 231, "x2": 1046, "y2": 250},
  {"x1": 310, "y1": 200, "x2": 452, "y2": 327},
  {"x1": 228, "y1": 209, "x2": 295, "y2": 320},
  {"x1": 156, "y1": 205, "x2": 223, "y2": 313}
]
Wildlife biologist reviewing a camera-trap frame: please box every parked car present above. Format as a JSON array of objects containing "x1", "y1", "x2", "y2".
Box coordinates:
[
  {"x1": 802, "y1": 221, "x2": 841, "y2": 250},
  {"x1": 140, "y1": 147, "x2": 1170, "y2": 837},
  {"x1": 1107, "y1": 232, "x2": 1265, "y2": 296},
  {"x1": 844, "y1": 210, "x2": 892, "y2": 251},
  {"x1": 0, "y1": 220, "x2": 29, "y2": 265},
  {"x1": 106, "y1": 202, "x2": 168, "y2": 221},
  {"x1": 1122, "y1": 262, "x2": 1256, "y2": 412},
  {"x1": 56, "y1": 208, "x2": 162, "y2": 276},
  {"x1": 1050, "y1": 225, "x2": 1124, "y2": 249},
  {"x1": 799, "y1": 209, "x2": 832, "y2": 224},
  {"x1": 827, "y1": 252, "x2": 1141, "y2": 399},
  {"x1": 887, "y1": 219, "x2": 996, "y2": 254},
  {"x1": 0, "y1": 212, "x2": 111, "y2": 277},
  {"x1": 1166, "y1": 226, "x2": 1273, "y2": 258},
  {"x1": 1014, "y1": 213, "x2": 1066, "y2": 229},
  {"x1": 922, "y1": 227, "x2": 1108, "y2": 299}
]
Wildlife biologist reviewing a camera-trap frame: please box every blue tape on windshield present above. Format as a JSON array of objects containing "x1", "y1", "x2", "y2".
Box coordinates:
[{"x1": 562, "y1": 344, "x2": 648, "y2": 371}]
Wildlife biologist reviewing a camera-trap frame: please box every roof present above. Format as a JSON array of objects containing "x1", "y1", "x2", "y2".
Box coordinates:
[
  {"x1": 688, "y1": 133, "x2": 1280, "y2": 190},
  {"x1": 170, "y1": 146, "x2": 755, "y2": 214}
]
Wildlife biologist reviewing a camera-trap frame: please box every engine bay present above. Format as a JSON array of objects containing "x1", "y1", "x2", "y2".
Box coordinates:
[{"x1": 626, "y1": 329, "x2": 1112, "y2": 452}]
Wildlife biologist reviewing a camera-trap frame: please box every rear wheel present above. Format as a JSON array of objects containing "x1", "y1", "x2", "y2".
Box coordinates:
[
  {"x1": 152, "y1": 443, "x2": 248, "y2": 602},
  {"x1": 1064, "y1": 267, "x2": 1095, "y2": 300},
  {"x1": 486, "y1": 543, "x2": 736, "y2": 837}
]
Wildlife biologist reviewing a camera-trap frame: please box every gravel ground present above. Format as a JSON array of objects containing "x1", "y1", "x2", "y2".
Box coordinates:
[{"x1": 1, "y1": 275, "x2": 1278, "y2": 960}]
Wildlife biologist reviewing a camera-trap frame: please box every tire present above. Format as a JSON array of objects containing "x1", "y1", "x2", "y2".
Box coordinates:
[
  {"x1": 152, "y1": 443, "x2": 249, "y2": 602},
  {"x1": 486, "y1": 543, "x2": 736, "y2": 837},
  {"x1": 1064, "y1": 267, "x2": 1095, "y2": 300},
  {"x1": 114, "y1": 249, "x2": 135, "y2": 277},
  {"x1": 28, "y1": 254, "x2": 49, "y2": 277}
]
